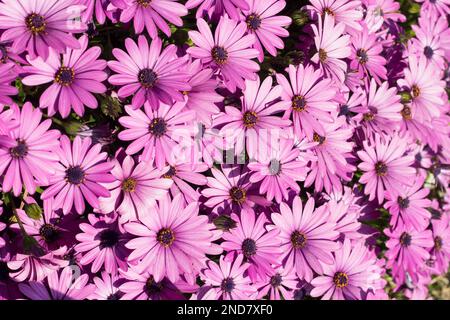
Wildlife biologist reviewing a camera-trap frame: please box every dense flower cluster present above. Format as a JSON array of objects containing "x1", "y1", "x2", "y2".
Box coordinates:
[{"x1": 0, "y1": 0, "x2": 448, "y2": 300}]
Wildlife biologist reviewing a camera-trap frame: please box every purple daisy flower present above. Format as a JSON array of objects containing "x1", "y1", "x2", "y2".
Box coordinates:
[
  {"x1": 307, "y1": 0, "x2": 363, "y2": 31},
  {"x1": 89, "y1": 271, "x2": 122, "y2": 300},
  {"x1": 187, "y1": 16, "x2": 259, "y2": 93},
  {"x1": 108, "y1": 36, "x2": 190, "y2": 109},
  {"x1": 271, "y1": 197, "x2": 340, "y2": 282},
  {"x1": 22, "y1": 35, "x2": 107, "y2": 118},
  {"x1": 185, "y1": 0, "x2": 250, "y2": 20},
  {"x1": 255, "y1": 266, "x2": 298, "y2": 300},
  {"x1": 430, "y1": 216, "x2": 450, "y2": 275},
  {"x1": 0, "y1": 103, "x2": 60, "y2": 196},
  {"x1": 0, "y1": 0, "x2": 86, "y2": 59},
  {"x1": 41, "y1": 136, "x2": 115, "y2": 215}
]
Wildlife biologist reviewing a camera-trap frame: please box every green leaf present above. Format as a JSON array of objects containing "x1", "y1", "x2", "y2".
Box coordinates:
[{"x1": 24, "y1": 203, "x2": 42, "y2": 220}]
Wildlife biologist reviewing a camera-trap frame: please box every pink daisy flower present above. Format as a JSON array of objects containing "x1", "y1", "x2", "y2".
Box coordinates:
[
  {"x1": 384, "y1": 175, "x2": 432, "y2": 230},
  {"x1": 75, "y1": 214, "x2": 129, "y2": 274},
  {"x1": 83, "y1": 0, "x2": 127, "y2": 24},
  {"x1": 18, "y1": 266, "x2": 95, "y2": 300},
  {"x1": 22, "y1": 35, "x2": 107, "y2": 118},
  {"x1": 255, "y1": 266, "x2": 298, "y2": 300},
  {"x1": 108, "y1": 36, "x2": 190, "y2": 109},
  {"x1": 304, "y1": 115, "x2": 356, "y2": 194},
  {"x1": 385, "y1": 224, "x2": 434, "y2": 284},
  {"x1": 120, "y1": 0, "x2": 187, "y2": 38},
  {"x1": 41, "y1": 136, "x2": 115, "y2": 215},
  {"x1": 276, "y1": 64, "x2": 338, "y2": 139},
  {"x1": 241, "y1": 0, "x2": 292, "y2": 62},
  {"x1": 124, "y1": 194, "x2": 222, "y2": 282},
  {"x1": 200, "y1": 254, "x2": 257, "y2": 300},
  {"x1": 307, "y1": 0, "x2": 363, "y2": 31},
  {"x1": 201, "y1": 164, "x2": 270, "y2": 215},
  {"x1": 357, "y1": 134, "x2": 416, "y2": 204},
  {"x1": 89, "y1": 271, "x2": 122, "y2": 300},
  {"x1": 415, "y1": 0, "x2": 450, "y2": 17},
  {"x1": 187, "y1": 16, "x2": 259, "y2": 93},
  {"x1": 271, "y1": 197, "x2": 340, "y2": 281},
  {"x1": 185, "y1": 0, "x2": 250, "y2": 20},
  {"x1": 0, "y1": 63, "x2": 18, "y2": 105},
  {"x1": 118, "y1": 101, "x2": 195, "y2": 169},
  {"x1": 221, "y1": 209, "x2": 282, "y2": 281},
  {"x1": 0, "y1": 0, "x2": 86, "y2": 59},
  {"x1": 363, "y1": 0, "x2": 406, "y2": 23},
  {"x1": 430, "y1": 216, "x2": 450, "y2": 274},
  {"x1": 0, "y1": 103, "x2": 60, "y2": 196},
  {"x1": 215, "y1": 76, "x2": 290, "y2": 158},
  {"x1": 311, "y1": 14, "x2": 351, "y2": 83},
  {"x1": 397, "y1": 55, "x2": 446, "y2": 124},
  {"x1": 410, "y1": 20, "x2": 446, "y2": 71},
  {"x1": 99, "y1": 154, "x2": 172, "y2": 223},
  {"x1": 310, "y1": 239, "x2": 378, "y2": 300},
  {"x1": 248, "y1": 138, "x2": 311, "y2": 203}
]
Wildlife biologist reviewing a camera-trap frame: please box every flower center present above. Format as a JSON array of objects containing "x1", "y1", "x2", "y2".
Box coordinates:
[
  {"x1": 137, "y1": 0, "x2": 152, "y2": 8},
  {"x1": 99, "y1": 229, "x2": 120, "y2": 248},
  {"x1": 39, "y1": 224, "x2": 59, "y2": 243},
  {"x1": 26, "y1": 13, "x2": 46, "y2": 34},
  {"x1": 291, "y1": 230, "x2": 307, "y2": 249},
  {"x1": 397, "y1": 196, "x2": 410, "y2": 209},
  {"x1": 149, "y1": 118, "x2": 167, "y2": 137},
  {"x1": 411, "y1": 85, "x2": 420, "y2": 98},
  {"x1": 292, "y1": 95, "x2": 307, "y2": 112},
  {"x1": 241, "y1": 238, "x2": 257, "y2": 258},
  {"x1": 55, "y1": 67, "x2": 75, "y2": 86},
  {"x1": 313, "y1": 132, "x2": 326, "y2": 145},
  {"x1": 65, "y1": 166, "x2": 86, "y2": 185},
  {"x1": 229, "y1": 186, "x2": 246, "y2": 204},
  {"x1": 400, "y1": 232, "x2": 412, "y2": 246},
  {"x1": 333, "y1": 272, "x2": 349, "y2": 288},
  {"x1": 434, "y1": 236, "x2": 442, "y2": 250},
  {"x1": 356, "y1": 49, "x2": 369, "y2": 64},
  {"x1": 211, "y1": 46, "x2": 228, "y2": 65},
  {"x1": 138, "y1": 68, "x2": 158, "y2": 88},
  {"x1": 122, "y1": 178, "x2": 137, "y2": 192},
  {"x1": 221, "y1": 277, "x2": 235, "y2": 293},
  {"x1": 401, "y1": 106, "x2": 412, "y2": 120},
  {"x1": 270, "y1": 274, "x2": 283, "y2": 287},
  {"x1": 269, "y1": 159, "x2": 281, "y2": 175},
  {"x1": 319, "y1": 49, "x2": 328, "y2": 62},
  {"x1": 375, "y1": 161, "x2": 387, "y2": 176},
  {"x1": 145, "y1": 276, "x2": 163, "y2": 295},
  {"x1": 323, "y1": 7, "x2": 335, "y2": 15},
  {"x1": 157, "y1": 228, "x2": 175, "y2": 247},
  {"x1": 243, "y1": 111, "x2": 258, "y2": 128},
  {"x1": 246, "y1": 14, "x2": 261, "y2": 30},
  {"x1": 10, "y1": 140, "x2": 28, "y2": 159},
  {"x1": 423, "y1": 46, "x2": 434, "y2": 59},
  {"x1": 107, "y1": 293, "x2": 121, "y2": 300}
]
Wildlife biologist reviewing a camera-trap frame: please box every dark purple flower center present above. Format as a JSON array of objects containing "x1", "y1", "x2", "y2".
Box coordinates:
[
  {"x1": 221, "y1": 277, "x2": 235, "y2": 293},
  {"x1": 138, "y1": 68, "x2": 158, "y2": 88},
  {"x1": 65, "y1": 166, "x2": 86, "y2": 185},
  {"x1": 270, "y1": 274, "x2": 283, "y2": 287},
  {"x1": 292, "y1": 95, "x2": 307, "y2": 112},
  {"x1": 339, "y1": 104, "x2": 349, "y2": 116},
  {"x1": 323, "y1": 7, "x2": 335, "y2": 15},
  {"x1": 313, "y1": 132, "x2": 326, "y2": 145},
  {"x1": 243, "y1": 111, "x2": 258, "y2": 128},
  {"x1": 434, "y1": 236, "x2": 442, "y2": 250},
  {"x1": 145, "y1": 276, "x2": 163, "y2": 295},
  {"x1": 401, "y1": 106, "x2": 412, "y2": 120},
  {"x1": 423, "y1": 46, "x2": 434, "y2": 59},
  {"x1": 107, "y1": 293, "x2": 121, "y2": 300},
  {"x1": 0, "y1": 261, "x2": 9, "y2": 281},
  {"x1": 39, "y1": 224, "x2": 59, "y2": 243},
  {"x1": 26, "y1": 13, "x2": 46, "y2": 34},
  {"x1": 163, "y1": 166, "x2": 177, "y2": 179},
  {"x1": 242, "y1": 238, "x2": 257, "y2": 258},
  {"x1": 397, "y1": 196, "x2": 410, "y2": 209},
  {"x1": 356, "y1": 49, "x2": 369, "y2": 64},
  {"x1": 0, "y1": 44, "x2": 8, "y2": 63},
  {"x1": 375, "y1": 161, "x2": 388, "y2": 176},
  {"x1": 211, "y1": 46, "x2": 228, "y2": 65},
  {"x1": 122, "y1": 178, "x2": 137, "y2": 192},
  {"x1": 291, "y1": 230, "x2": 307, "y2": 249},
  {"x1": 411, "y1": 85, "x2": 420, "y2": 98},
  {"x1": 269, "y1": 159, "x2": 281, "y2": 175},
  {"x1": 229, "y1": 186, "x2": 246, "y2": 204},
  {"x1": 400, "y1": 232, "x2": 412, "y2": 246},
  {"x1": 99, "y1": 229, "x2": 120, "y2": 248},
  {"x1": 246, "y1": 14, "x2": 261, "y2": 30},
  {"x1": 157, "y1": 228, "x2": 175, "y2": 247},
  {"x1": 55, "y1": 67, "x2": 75, "y2": 86},
  {"x1": 319, "y1": 49, "x2": 328, "y2": 62},
  {"x1": 10, "y1": 140, "x2": 28, "y2": 159},
  {"x1": 149, "y1": 118, "x2": 167, "y2": 137},
  {"x1": 333, "y1": 272, "x2": 349, "y2": 288}
]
